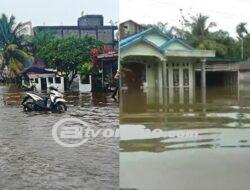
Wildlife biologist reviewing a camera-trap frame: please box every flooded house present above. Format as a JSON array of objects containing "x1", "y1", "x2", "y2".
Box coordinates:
[
  {"x1": 120, "y1": 28, "x2": 215, "y2": 112},
  {"x1": 21, "y1": 65, "x2": 66, "y2": 92}
]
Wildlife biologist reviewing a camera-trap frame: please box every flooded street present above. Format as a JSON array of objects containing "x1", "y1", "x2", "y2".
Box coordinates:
[
  {"x1": 0, "y1": 86, "x2": 119, "y2": 190},
  {"x1": 120, "y1": 86, "x2": 250, "y2": 190}
]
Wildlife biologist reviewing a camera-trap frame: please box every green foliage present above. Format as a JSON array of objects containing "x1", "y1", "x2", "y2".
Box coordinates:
[
  {"x1": 77, "y1": 62, "x2": 93, "y2": 82},
  {"x1": 142, "y1": 22, "x2": 171, "y2": 35},
  {"x1": 0, "y1": 14, "x2": 31, "y2": 79},
  {"x1": 176, "y1": 13, "x2": 240, "y2": 58},
  {"x1": 236, "y1": 22, "x2": 248, "y2": 38},
  {"x1": 242, "y1": 34, "x2": 250, "y2": 60},
  {"x1": 0, "y1": 14, "x2": 27, "y2": 49},
  {"x1": 35, "y1": 35, "x2": 103, "y2": 86},
  {"x1": 31, "y1": 32, "x2": 55, "y2": 56}
]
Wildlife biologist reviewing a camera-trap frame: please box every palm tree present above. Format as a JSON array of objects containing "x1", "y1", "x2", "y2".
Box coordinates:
[
  {"x1": 0, "y1": 14, "x2": 31, "y2": 79},
  {"x1": 236, "y1": 22, "x2": 248, "y2": 59},
  {"x1": 187, "y1": 14, "x2": 216, "y2": 40},
  {"x1": 185, "y1": 13, "x2": 216, "y2": 48}
]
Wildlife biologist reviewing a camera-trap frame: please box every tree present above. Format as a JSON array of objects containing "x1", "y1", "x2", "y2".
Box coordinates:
[
  {"x1": 236, "y1": 22, "x2": 248, "y2": 59},
  {"x1": 177, "y1": 12, "x2": 239, "y2": 58},
  {"x1": 0, "y1": 14, "x2": 31, "y2": 79},
  {"x1": 31, "y1": 32, "x2": 55, "y2": 57},
  {"x1": 36, "y1": 35, "x2": 103, "y2": 87},
  {"x1": 184, "y1": 13, "x2": 217, "y2": 45}
]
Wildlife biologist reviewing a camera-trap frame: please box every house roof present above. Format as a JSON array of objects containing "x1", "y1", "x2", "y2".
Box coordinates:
[
  {"x1": 120, "y1": 28, "x2": 171, "y2": 50},
  {"x1": 120, "y1": 20, "x2": 142, "y2": 27},
  {"x1": 120, "y1": 28, "x2": 194, "y2": 51},
  {"x1": 120, "y1": 27, "x2": 215, "y2": 59},
  {"x1": 160, "y1": 38, "x2": 194, "y2": 50},
  {"x1": 20, "y1": 65, "x2": 56, "y2": 75}
]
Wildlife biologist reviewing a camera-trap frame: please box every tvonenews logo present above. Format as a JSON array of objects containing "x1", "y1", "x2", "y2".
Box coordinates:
[{"x1": 52, "y1": 117, "x2": 198, "y2": 148}]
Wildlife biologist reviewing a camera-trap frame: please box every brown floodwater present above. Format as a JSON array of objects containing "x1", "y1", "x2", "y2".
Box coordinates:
[
  {"x1": 120, "y1": 85, "x2": 250, "y2": 190},
  {"x1": 0, "y1": 86, "x2": 119, "y2": 189}
]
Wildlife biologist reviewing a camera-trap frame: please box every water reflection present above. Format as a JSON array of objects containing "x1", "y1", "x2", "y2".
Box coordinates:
[{"x1": 120, "y1": 83, "x2": 250, "y2": 190}]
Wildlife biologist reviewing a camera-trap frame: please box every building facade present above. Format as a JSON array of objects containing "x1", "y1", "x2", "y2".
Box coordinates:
[
  {"x1": 34, "y1": 15, "x2": 117, "y2": 49},
  {"x1": 120, "y1": 28, "x2": 215, "y2": 111},
  {"x1": 120, "y1": 20, "x2": 144, "y2": 40}
]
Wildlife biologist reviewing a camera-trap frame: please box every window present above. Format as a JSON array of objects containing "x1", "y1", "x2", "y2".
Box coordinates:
[
  {"x1": 48, "y1": 77, "x2": 53, "y2": 83},
  {"x1": 173, "y1": 69, "x2": 179, "y2": 86},
  {"x1": 55, "y1": 77, "x2": 61, "y2": 84},
  {"x1": 183, "y1": 69, "x2": 189, "y2": 86},
  {"x1": 35, "y1": 78, "x2": 38, "y2": 83}
]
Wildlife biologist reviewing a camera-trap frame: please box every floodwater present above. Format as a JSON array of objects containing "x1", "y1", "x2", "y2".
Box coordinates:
[
  {"x1": 120, "y1": 85, "x2": 250, "y2": 190},
  {"x1": 0, "y1": 86, "x2": 119, "y2": 190}
]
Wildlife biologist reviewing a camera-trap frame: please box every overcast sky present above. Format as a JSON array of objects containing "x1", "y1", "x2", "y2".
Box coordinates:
[
  {"x1": 120, "y1": 0, "x2": 250, "y2": 37},
  {"x1": 0, "y1": 0, "x2": 119, "y2": 26}
]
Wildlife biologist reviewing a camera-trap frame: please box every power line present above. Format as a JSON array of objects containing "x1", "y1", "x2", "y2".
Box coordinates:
[{"x1": 141, "y1": 0, "x2": 249, "y2": 19}]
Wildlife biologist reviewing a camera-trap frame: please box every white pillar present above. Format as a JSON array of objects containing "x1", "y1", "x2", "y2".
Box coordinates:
[
  {"x1": 162, "y1": 60, "x2": 168, "y2": 107},
  {"x1": 201, "y1": 58, "x2": 206, "y2": 105},
  {"x1": 179, "y1": 66, "x2": 184, "y2": 104},
  {"x1": 168, "y1": 64, "x2": 174, "y2": 104},
  {"x1": 46, "y1": 78, "x2": 49, "y2": 91},
  {"x1": 61, "y1": 77, "x2": 64, "y2": 92},
  {"x1": 158, "y1": 61, "x2": 163, "y2": 106},
  {"x1": 37, "y1": 78, "x2": 41, "y2": 92},
  {"x1": 189, "y1": 63, "x2": 194, "y2": 104}
]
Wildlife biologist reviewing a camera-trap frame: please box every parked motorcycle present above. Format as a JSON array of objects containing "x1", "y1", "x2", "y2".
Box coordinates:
[{"x1": 22, "y1": 86, "x2": 67, "y2": 112}]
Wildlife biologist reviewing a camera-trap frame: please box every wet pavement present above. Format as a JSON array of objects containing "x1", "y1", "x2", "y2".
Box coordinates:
[
  {"x1": 0, "y1": 86, "x2": 119, "y2": 190},
  {"x1": 120, "y1": 86, "x2": 250, "y2": 190}
]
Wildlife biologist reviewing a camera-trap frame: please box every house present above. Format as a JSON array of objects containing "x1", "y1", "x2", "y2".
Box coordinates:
[
  {"x1": 120, "y1": 20, "x2": 144, "y2": 40},
  {"x1": 120, "y1": 28, "x2": 215, "y2": 110},
  {"x1": 21, "y1": 65, "x2": 66, "y2": 92},
  {"x1": 34, "y1": 15, "x2": 118, "y2": 49}
]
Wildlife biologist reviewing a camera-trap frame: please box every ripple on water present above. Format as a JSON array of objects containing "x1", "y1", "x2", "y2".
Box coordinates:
[{"x1": 0, "y1": 87, "x2": 119, "y2": 189}]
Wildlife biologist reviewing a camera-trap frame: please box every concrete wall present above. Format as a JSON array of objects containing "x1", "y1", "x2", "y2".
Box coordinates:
[
  {"x1": 78, "y1": 16, "x2": 103, "y2": 27},
  {"x1": 98, "y1": 28, "x2": 114, "y2": 44},
  {"x1": 35, "y1": 27, "x2": 115, "y2": 47},
  {"x1": 239, "y1": 71, "x2": 250, "y2": 92},
  {"x1": 79, "y1": 75, "x2": 92, "y2": 92},
  {"x1": 63, "y1": 29, "x2": 79, "y2": 37}
]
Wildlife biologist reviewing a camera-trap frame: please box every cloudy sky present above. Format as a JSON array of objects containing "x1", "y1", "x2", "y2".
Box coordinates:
[
  {"x1": 120, "y1": 0, "x2": 250, "y2": 37},
  {"x1": 0, "y1": 0, "x2": 119, "y2": 26}
]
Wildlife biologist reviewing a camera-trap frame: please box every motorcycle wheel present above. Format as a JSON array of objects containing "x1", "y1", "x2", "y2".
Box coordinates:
[
  {"x1": 55, "y1": 102, "x2": 67, "y2": 113},
  {"x1": 23, "y1": 102, "x2": 34, "y2": 112}
]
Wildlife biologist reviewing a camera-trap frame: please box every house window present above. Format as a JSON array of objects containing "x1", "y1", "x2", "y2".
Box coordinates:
[
  {"x1": 55, "y1": 77, "x2": 61, "y2": 84},
  {"x1": 183, "y1": 69, "x2": 189, "y2": 86},
  {"x1": 35, "y1": 78, "x2": 38, "y2": 83},
  {"x1": 173, "y1": 69, "x2": 179, "y2": 86},
  {"x1": 48, "y1": 77, "x2": 53, "y2": 83}
]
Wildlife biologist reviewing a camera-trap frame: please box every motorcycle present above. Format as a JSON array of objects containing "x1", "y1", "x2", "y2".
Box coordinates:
[{"x1": 22, "y1": 86, "x2": 67, "y2": 113}]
